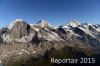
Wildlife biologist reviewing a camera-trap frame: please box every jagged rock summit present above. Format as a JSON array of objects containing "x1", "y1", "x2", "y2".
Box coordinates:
[
  {"x1": 36, "y1": 19, "x2": 52, "y2": 27},
  {"x1": 68, "y1": 20, "x2": 80, "y2": 27},
  {"x1": 8, "y1": 19, "x2": 32, "y2": 39},
  {"x1": 8, "y1": 19, "x2": 26, "y2": 29}
]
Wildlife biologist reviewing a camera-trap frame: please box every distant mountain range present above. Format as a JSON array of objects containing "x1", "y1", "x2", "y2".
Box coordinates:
[{"x1": 0, "y1": 19, "x2": 100, "y2": 66}]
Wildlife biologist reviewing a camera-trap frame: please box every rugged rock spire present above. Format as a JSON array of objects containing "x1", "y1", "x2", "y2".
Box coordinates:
[
  {"x1": 36, "y1": 19, "x2": 52, "y2": 27},
  {"x1": 68, "y1": 20, "x2": 80, "y2": 27}
]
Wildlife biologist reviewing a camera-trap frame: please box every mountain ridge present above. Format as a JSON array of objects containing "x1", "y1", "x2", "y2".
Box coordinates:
[
  {"x1": 0, "y1": 19, "x2": 100, "y2": 47},
  {"x1": 0, "y1": 19, "x2": 100, "y2": 65}
]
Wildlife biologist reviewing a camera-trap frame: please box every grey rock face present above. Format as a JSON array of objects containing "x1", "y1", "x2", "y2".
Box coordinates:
[{"x1": 9, "y1": 20, "x2": 32, "y2": 39}]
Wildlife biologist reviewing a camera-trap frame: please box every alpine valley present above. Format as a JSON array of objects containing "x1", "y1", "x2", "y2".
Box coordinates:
[{"x1": 0, "y1": 19, "x2": 100, "y2": 66}]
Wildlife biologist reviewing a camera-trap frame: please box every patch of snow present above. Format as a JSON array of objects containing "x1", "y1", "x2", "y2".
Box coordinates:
[
  {"x1": 53, "y1": 26, "x2": 59, "y2": 29},
  {"x1": 52, "y1": 32, "x2": 58, "y2": 36},
  {"x1": 4, "y1": 54, "x2": 7, "y2": 57},
  {"x1": 82, "y1": 24, "x2": 89, "y2": 29},
  {"x1": 31, "y1": 26, "x2": 39, "y2": 31},
  {"x1": 78, "y1": 27, "x2": 95, "y2": 38},
  {"x1": 21, "y1": 49, "x2": 30, "y2": 55},
  {"x1": 96, "y1": 28, "x2": 100, "y2": 32},
  {"x1": 95, "y1": 24, "x2": 100, "y2": 28},
  {"x1": 44, "y1": 28, "x2": 49, "y2": 31},
  {"x1": 34, "y1": 28, "x2": 39, "y2": 31},
  {"x1": 43, "y1": 36, "x2": 46, "y2": 38},
  {"x1": 2, "y1": 34, "x2": 12, "y2": 42},
  {"x1": 66, "y1": 29, "x2": 81, "y2": 37},
  {"x1": 15, "y1": 19, "x2": 24, "y2": 22},
  {"x1": 8, "y1": 22, "x2": 16, "y2": 29},
  {"x1": 30, "y1": 24, "x2": 34, "y2": 26},
  {"x1": 46, "y1": 33, "x2": 60, "y2": 41},
  {"x1": 32, "y1": 51, "x2": 36, "y2": 54},
  {"x1": 62, "y1": 25, "x2": 69, "y2": 29},
  {"x1": 90, "y1": 25, "x2": 96, "y2": 29}
]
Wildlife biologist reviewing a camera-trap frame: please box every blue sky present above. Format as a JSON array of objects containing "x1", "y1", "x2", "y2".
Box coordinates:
[{"x1": 0, "y1": 0, "x2": 100, "y2": 28}]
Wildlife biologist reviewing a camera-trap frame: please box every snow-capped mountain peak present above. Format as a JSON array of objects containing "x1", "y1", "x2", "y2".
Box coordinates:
[
  {"x1": 68, "y1": 20, "x2": 80, "y2": 27},
  {"x1": 36, "y1": 19, "x2": 52, "y2": 27},
  {"x1": 14, "y1": 19, "x2": 24, "y2": 22}
]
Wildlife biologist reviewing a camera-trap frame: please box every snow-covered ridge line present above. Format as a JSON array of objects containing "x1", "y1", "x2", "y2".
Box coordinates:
[{"x1": 6, "y1": 19, "x2": 100, "y2": 30}]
